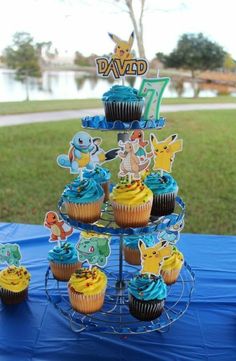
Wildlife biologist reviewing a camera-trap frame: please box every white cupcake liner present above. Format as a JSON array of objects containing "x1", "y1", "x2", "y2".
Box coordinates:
[
  {"x1": 68, "y1": 287, "x2": 106, "y2": 314},
  {"x1": 111, "y1": 200, "x2": 152, "y2": 228}
]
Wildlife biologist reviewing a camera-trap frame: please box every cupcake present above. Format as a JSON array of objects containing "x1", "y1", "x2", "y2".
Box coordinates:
[
  {"x1": 123, "y1": 234, "x2": 156, "y2": 265},
  {"x1": 102, "y1": 85, "x2": 144, "y2": 122},
  {"x1": 68, "y1": 267, "x2": 107, "y2": 314},
  {"x1": 128, "y1": 274, "x2": 167, "y2": 321},
  {"x1": 144, "y1": 172, "x2": 178, "y2": 217},
  {"x1": 110, "y1": 180, "x2": 153, "y2": 228},
  {"x1": 0, "y1": 266, "x2": 31, "y2": 304},
  {"x1": 48, "y1": 242, "x2": 82, "y2": 281},
  {"x1": 161, "y1": 247, "x2": 184, "y2": 285},
  {"x1": 83, "y1": 165, "x2": 111, "y2": 202},
  {"x1": 62, "y1": 178, "x2": 104, "y2": 223}
]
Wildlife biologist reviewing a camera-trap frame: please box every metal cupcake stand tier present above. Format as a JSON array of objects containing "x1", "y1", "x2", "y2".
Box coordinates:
[{"x1": 45, "y1": 119, "x2": 195, "y2": 335}]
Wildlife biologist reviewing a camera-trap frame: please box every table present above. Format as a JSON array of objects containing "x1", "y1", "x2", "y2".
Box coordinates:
[{"x1": 0, "y1": 222, "x2": 236, "y2": 361}]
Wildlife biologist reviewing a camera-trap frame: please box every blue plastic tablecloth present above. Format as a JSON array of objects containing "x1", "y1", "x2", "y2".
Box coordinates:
[{"x1": 0, "y1": 222, "x2": 236, "y2": 361}]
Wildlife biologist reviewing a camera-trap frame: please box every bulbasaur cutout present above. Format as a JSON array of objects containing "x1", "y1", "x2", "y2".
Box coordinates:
[
  {"x1": 0, "y1": 243, "x2": 22, "y2": 267},
  {"x1": 76, "y1": 236, "x2": 111, "y2": 267}
]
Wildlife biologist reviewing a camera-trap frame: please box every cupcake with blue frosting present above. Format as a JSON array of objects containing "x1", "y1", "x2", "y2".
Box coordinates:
[
  {"x1": 48, "y1": 242, "x2": 82, "y2": 281},
  {"x1": 128, "y1": 274, "x2": 167, "y2": 321},
  {"x1": 62, "y1": 178, "x2": 104, "y2": 223},
  {"x1": 83, "y1": 165, "x2": 111, "y2": 202},
  {"x1": 102, "y1": 85, "x2": 144, "y2": 122},
  {"x1": 144, "y1": 172, "x2": 178, "y2": 217},
  {"x1": 123, "y1": 234, "x2": 156, "y2": 265}
]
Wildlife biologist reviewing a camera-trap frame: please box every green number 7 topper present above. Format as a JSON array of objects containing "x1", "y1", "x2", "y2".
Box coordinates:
[{"x1": 138, "y1": 77, "x2": 169, "y2": 120}]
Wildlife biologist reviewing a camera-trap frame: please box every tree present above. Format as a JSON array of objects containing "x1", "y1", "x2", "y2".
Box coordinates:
[
  {"x1": 223, "y1": 53, "x2": 236, "y2": 72},
  {"x1": 163, "y1": 33, "x2": 225, "y2": 78},
  {"x1": 111, "y1": 0, "x2": 186, "y2": 58},
  {"x1": 4, "y1": 32, "x2": 42, "y2": 100},
  {"x1": 118, "y1": 0, "x2": 146, "y2": 58}
]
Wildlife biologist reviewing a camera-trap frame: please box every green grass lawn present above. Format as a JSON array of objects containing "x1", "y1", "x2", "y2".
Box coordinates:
[
  {"x1": 0, "y1": 96, "x2": 236, "y2": 115},
  {"x1": 0, "y1": 109, "x2": 236, "y2": 235}
]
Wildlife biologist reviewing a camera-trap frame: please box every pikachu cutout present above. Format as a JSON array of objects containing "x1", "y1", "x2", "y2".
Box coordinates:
[
  {"x1": 108, "y1": 32, "x2": 134, "y2": 62},
  {"x1": 139, "y1": 240, "x2": 173, "y2": 276},
  {"x1": 150, "y1": 134, "x2": 183, "y2": 173}
]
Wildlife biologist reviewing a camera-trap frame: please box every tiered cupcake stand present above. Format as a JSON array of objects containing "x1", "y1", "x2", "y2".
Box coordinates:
[{"x1": 45, "y1": 117, "x2": 195, "y2": 335}]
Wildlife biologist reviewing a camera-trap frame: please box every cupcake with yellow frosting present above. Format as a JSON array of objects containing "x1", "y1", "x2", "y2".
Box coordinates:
[
  {"x1": 0, "y1": 266, "x2": 31, "y2": 304},
  {"x1": 161, "y1": 247, "x2": 184, "y2": 285},
  {"x1": 110, "y1": 180, "x2": 153, "y2": 228},
  {"x1": 68, "y1": 267, "x2": 107, "y2": 314}
]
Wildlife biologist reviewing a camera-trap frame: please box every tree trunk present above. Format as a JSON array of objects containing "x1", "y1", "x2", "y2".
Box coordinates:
[
  {"x1": 125, "y1": 0, "x2": 146, "y2": 58},
  {"x1": 25, "y1": 74, "x2": 29, "y2": 101},
  {"x1": 191, "y1": 70, "x2": 199, "y2": 98}
]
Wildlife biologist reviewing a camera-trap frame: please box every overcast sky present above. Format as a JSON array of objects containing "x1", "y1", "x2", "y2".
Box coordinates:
[{"x1": 0, "y1": 0, "x2": 235, "y2": 59}]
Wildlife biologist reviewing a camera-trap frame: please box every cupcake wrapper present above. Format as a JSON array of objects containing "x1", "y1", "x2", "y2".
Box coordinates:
[
  {"x1": 101, "y1": 181, "x2": 110, "y2": 202},
  {"x1": 112, "y1": 200, "x2": 152, "y2": 228},
  {"x1": 65, "y1": 196, "x2": 104, "y2": 223},
  {"x1": 161, "y1": 267, "x2": 182, "y2": 285},
  {"x1": 68, "y1": 287, "x2": 106, "y2": 314},
  {"x1": 0, "y1": 287, "x2": 28, "y2": 305},
  {"x1": 50, "y1": 261, "x2": 82, "y2": 281},
  {"x1": 151, "y1": 192, "x2": 177, "y2": 217},
  {"x1": 129, "y1": 294, "x2": 164, "y2": 321},
  {"x1": 123, "y1": 246, "x2": 141, "y2": 265},
  {"x1": 104, "y1": 101, "x2": 143, "y2": 122}
]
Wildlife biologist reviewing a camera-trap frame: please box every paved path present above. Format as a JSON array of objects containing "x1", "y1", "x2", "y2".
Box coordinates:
[{"x1": 1, "y1": 103, "x2": 236, "y2": 127}]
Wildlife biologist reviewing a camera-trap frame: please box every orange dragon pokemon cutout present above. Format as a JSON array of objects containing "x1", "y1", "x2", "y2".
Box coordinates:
[
  {"x1": 139, "y1": 240, "x2": 173, "y2": 276},
  {"x1": 44, "y1": 211, "x2": 73, "y2": 242},
  {"x1": 150, "y1": 134, "x2": 183, "y2": 173}
]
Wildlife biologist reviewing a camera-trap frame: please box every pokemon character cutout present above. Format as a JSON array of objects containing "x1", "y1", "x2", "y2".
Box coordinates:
[
  {"x1": 44, "y1": 211, "x2": 73, "y2": 242},
  {"x1": 139, "y1": 240, "x2": 173, "y2": 276},
  {"x1": 150, "y1": 133, "x2": 183, "y2": 173}
]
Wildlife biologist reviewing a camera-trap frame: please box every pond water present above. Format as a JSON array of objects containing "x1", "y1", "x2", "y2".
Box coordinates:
[{"x1": 0, "y1": 68, "x2": 235, "y2": 102}]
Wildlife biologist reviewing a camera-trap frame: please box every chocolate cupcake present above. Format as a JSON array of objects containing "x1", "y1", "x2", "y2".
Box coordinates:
[
  {"x1": 0, "y1": 266, "x2": 31, "y2": 305},
  {"x1": 102, "y1": 85, "x2": 144, "y2": 122},
  {"x1": 128, "y1": 274, "x2": 167, "y2": 321},
  {"x1": 144, "y1": 172, "x2": 178, "y2": 217}
]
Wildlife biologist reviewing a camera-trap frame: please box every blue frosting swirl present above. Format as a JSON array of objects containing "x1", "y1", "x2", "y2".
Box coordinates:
[
  {"x1": 83, "y1": 165, "x2": 111, "y2": 184},
  {"x1": 144, "y1": 172, "x2": 178, "y2": 195},
  {"x1": 62, "y1": 178, "x2": 104, "y2": 204},
  {"x1": 128, "y1": 274, "x2": 167, "y2": 301},
  {"x1": 102, "y1": 85, "x2": 143, "y2": 103},
  {"x1": 124, "y1": 234, "x2": 156, "y2": 250},
  {"x1": 48, "y1": 242, "x2": 78, "y2": 264}
]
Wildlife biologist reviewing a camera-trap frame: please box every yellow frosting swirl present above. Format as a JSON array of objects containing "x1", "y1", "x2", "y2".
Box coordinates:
[
  {"x1": 68, "y1": 267, "x2": 107, "y2": 296},
  {"x1": 0, "y1": 266, "x2": 31, "y2": 292},
  {"x1": 161, "y1": 248, "x2": 184, "y2": 272},
  {"x1": 110, "y1": 180, "x2": 153, "y2": 206}
]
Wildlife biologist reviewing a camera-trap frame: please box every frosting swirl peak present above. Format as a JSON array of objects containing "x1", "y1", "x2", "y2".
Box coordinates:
[
  {"x1": 110, "y1": 180, "x2": 153, "y2": 206},
  {"x1": 62, "y1": 178, "x2": 104, "y2": 204},
  {"x1": 128, "y1": 274, "x2": 167, "y2": 301},
  {"x1": 48, "y1": 242, "x2": 78, "y2": 264},
  {"x1": 144, "y1": 172, "x2": 178, "y2": 195},
  {"x1": 102, "y1": 85, "x2": 143, "y2": 103},
  {"x1": 0, "y1": 266, "x2": 31, "y2": 292},
  {"x1": 68, "y1": 267, "x2": 107, "y2": 296}
]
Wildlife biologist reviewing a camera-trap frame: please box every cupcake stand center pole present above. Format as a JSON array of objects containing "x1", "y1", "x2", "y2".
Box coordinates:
[{"x1": 116, "y1": 235, "x2": 125, "y2": 290}]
